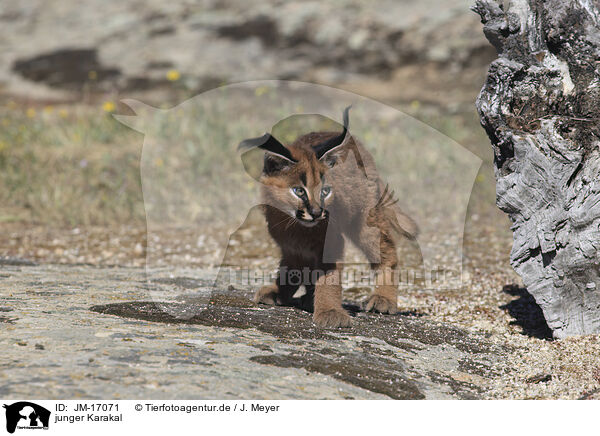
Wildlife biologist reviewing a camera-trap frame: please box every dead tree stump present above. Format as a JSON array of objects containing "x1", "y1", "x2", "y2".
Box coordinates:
[{"x1": 474, "y1": 0, "x2": 600, "y2": 337}]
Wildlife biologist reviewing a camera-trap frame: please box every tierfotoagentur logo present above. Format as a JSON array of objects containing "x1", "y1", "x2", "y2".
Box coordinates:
[{"x1": 3, "y1": 402, "x2": 50, "y2": 434}]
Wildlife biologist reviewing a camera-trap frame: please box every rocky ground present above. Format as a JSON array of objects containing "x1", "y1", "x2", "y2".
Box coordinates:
[
  {"x1": 2, "y1": 215, "x2": 600, "y2": 399},
  {"x1": 0, "y1": 263, "x2": 503, "y2": 399}
]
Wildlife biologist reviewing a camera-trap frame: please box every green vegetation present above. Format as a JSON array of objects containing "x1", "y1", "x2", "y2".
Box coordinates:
[
  {"x1": 0, "y1": 102, "x2": 143, "y2": 226},
  {"x1": 0, "y1": 97, "x2": 495, "y2": 228}
]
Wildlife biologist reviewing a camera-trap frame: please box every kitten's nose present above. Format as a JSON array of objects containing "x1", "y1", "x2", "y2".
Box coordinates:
[{"x1": 308, "y1": 207, "x2": 324, "y2": 220}]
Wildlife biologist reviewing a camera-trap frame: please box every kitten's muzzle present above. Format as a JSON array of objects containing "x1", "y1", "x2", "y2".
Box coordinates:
[
  {"x1": 296, "y1": 207, "x2": 326, "y2": 223},
  {"x1": 308, "y1": 206, "x2": 326, "y2": 220}
]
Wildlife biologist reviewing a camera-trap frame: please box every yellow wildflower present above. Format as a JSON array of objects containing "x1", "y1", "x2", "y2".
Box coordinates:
[
  {"x1": 102, "y1": 101, "x2": 116, "y2": 112},
  {"x1": 26, "y1": 108, "x2": 36, "y2": 118},
  {"x1": 166, "y1": 70, "x2": 181, "y2": 81},
  {"x1": 88, "y1": 70, "x2": 97, "y2": 80}
]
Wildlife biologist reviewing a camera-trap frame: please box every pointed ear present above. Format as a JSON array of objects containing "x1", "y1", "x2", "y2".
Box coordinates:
[
  {"x1": 262, "y1": 151, "x2": 297, "y2": 174},
  {"x1": 319, "y1": 139, "x2": 349, "y2": 168},
  {"x1": 238, "y1": 133, "x2": 297, "y2": 179},
  {"x1": 238, "y1": 133, "x2": 296, "y2": 163},
  {"x1": 314, "y1": 105, "x2": 351, "y2": 162}
]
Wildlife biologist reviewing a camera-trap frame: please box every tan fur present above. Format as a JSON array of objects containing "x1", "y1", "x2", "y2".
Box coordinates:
[{"x1": 252, "y1": 130, "x2": 417, "y2": 328}]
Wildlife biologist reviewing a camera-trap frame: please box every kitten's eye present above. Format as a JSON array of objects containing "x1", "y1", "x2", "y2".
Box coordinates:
[
  {"x1": 292, "y1": 187, "x2": 306, "y2": 197},
  {"x1": 321, "y1": 186, "x2": 331, "y2": 197}
]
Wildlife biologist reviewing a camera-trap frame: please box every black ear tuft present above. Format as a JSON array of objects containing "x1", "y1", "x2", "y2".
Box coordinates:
[
  {"x1": 320, "y1": 146, "x2": 347, "y2": 168},
  {"x1": 314, "y1": 105, "x2": 351, "y2": 160},
  {"x1": 263, "y1": 153, "x2": 294, "y2": 174},
  {"x1": 238, "y1": 133, "x2": 297, "y2": 163}
]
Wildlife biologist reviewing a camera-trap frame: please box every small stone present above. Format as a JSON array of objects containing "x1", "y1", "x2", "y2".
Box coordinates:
[
  {"x1": 525, "y1": 374, "x2": 552, "y2": 384},
  {"x1": 134, "y1": 243, "x2": 144, "y2": 255}
]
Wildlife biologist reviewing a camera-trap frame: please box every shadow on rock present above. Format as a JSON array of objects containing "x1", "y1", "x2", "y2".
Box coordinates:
[
  {"x1": 500, "y1": 284, "x2": 553, "y2": 340},
  {"x1": 90, "y1": 289, "x2": 509, "y2": 399},
  {"x1": 90, "y1": 293, "x2": 495, "y2": 353}
]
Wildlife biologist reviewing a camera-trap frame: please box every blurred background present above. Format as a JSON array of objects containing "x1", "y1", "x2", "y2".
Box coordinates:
[
  {"x1": 9, "y1": 2, "x2": 600, "y2": 400},
  {"x1": 0, "y1": 0, "x2": 509, "y2": 270}
]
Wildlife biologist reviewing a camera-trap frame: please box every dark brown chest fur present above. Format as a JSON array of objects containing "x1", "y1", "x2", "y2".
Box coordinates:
[{"x1": 264, "y1": 205, "x2": 343, "y2": 270}]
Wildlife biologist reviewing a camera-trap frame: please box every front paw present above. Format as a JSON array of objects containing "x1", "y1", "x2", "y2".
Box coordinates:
[
  {"x1": 365, "y1": 294, "x2": 398, "y2": 314},
  {"x1": 254, "y1": 285, "x2": 278, "y2": 305},
  {"x1": 313, "y1": 309, "x2": 352, "y2": 328}
]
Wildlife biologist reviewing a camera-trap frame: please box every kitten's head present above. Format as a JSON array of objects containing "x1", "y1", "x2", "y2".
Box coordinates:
[{"x1": 239, "y1": 107, "x2": 351, "y2": 227}]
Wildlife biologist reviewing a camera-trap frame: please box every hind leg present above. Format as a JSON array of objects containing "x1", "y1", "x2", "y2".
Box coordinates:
[
  {"x1": 365, "y1": 264, "x2": 398, "y2": 314},
  {"x1": 350, "y1": 225, "x2": 399, "y2": 314},
  {"x1": 365, "y1": 233, "x2": 399, "y2": 314},
  {"x1": 366, "y1": 233, "x2": 399, "y2": 313}
]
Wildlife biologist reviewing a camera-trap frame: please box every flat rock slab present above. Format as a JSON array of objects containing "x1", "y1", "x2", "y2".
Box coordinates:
[{"x1": 0, "y1": 264, "x2": 510, "y2": 399}]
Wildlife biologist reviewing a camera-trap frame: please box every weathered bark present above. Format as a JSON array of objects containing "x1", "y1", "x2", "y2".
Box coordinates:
[{"x1": 474, "y1": 0, "x2": 600, "y2": 338}]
